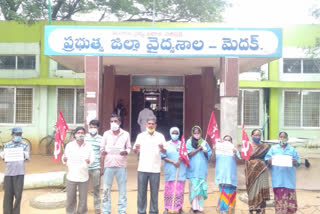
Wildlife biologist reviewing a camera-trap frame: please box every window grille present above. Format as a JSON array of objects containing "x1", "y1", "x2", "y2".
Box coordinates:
[
  {"x1": 284, "y1": 90, "x2": 320, "y2": 128},
  {"x1": 238, "y1": 89, "x2": 261, "y2": 126},
  {"x1": 0, "y1": 87, "x2": 33, "y2": 124},
  {"x1": 57, "y1": 88, "x2": 84, "y2": 124}
]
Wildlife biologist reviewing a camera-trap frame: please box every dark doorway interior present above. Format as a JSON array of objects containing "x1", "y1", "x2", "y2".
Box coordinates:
[{"x1": 131, "y1": 88, "x2": 183, "y2": 141}]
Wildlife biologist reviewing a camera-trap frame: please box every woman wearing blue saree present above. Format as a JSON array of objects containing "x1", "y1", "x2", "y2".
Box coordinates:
[{"x1": 186, "y1": 126, "x2": 212, "y2": 213}]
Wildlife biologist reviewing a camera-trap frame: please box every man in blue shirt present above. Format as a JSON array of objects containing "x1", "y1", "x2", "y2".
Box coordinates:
[
  {"x1": 86, "y1": 120, "x2": 103, "y2": 214},
  {"x1": 0, "y1": 127, "x2": 30, "y2": 214},
  {"x1": 265, "y1": 131, "x2": 300, "y2": 214}
]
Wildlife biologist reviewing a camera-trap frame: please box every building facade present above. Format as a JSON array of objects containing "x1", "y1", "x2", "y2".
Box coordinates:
[{"x1": 0, "y1": 21, "x2": 319, "y2": 153}]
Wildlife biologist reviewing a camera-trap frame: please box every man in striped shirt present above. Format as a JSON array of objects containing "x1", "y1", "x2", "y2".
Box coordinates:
[
  {"x1": 0, "y1": 127, "x2": 30, "y2": 214},
  {"x1": 86, "y1": 120, "x2": 103, "y2": 214}
]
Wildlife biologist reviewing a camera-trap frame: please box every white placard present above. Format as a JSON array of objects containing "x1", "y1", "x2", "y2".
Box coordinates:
[
  {"x1": 106, "y1": 146, "x2": 122, "y2": 155},
  {"x1": 272, "y1": 155, "x2": 292, "y2": 167},
  {"x1": 67, "y1": 157, "x2": 85, "y2": 167},
  {"x1": 4, "y1": 147, "x2": 24, "y2": 162},
  {"x1": 215, "y1": 142, "x2": 234, "y2": 156},
  {"x1": 86, "y1": 91, "x2": 96, "y2": 98}
]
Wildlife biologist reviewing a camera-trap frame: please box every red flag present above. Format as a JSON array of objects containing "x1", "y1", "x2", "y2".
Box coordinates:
[
  {"x1": 53, "y1": 111, "x2": 68, "y2": 162},
  {"x1": 179, "y1": 136, "x2": 190, "y2": 167},
  {"x1": 240, "y1": 125, "x2": 252, "y2": 161},
  {"x1": 206, "y1": 111, "x2": 221, "y2": 145}
]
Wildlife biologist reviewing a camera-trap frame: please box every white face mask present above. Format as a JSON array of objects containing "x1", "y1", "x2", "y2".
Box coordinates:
[
  {"x1": 89, "y1": 128, "x2": 97, "y2": 135},
  {"x1": 110, "y1": 122, "x2": 120, "y2": 131}
]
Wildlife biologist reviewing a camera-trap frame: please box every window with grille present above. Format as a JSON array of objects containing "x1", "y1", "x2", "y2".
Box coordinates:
[
  {"x1": 0, "y1": 87, "x2": 33, "y2": 124},
  {"x1": 238, "y1": 89, "x2": 261, "y2": 126},
  {"x1": 0, "y1": 55, "x2": 35, "y2": 70},
  {"x1": 57, "y1": 88, "x2": 84, "y2": 124},
  {"x1": 284, "y1": 90, "x2": 320, "y2": 127},
  {"x1": 283, "y1": 58, "x2": 320, "y2": 73}
]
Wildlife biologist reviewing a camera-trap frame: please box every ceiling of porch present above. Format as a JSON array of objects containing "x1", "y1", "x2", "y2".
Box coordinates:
[{"x1": 51, "y1": 55, "x2": 277, "y2": 77}]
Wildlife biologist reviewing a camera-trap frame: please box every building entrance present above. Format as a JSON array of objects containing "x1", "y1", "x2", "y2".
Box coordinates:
[{"x1": 130, "y1": 76, "x2": 184, "y2": 141}]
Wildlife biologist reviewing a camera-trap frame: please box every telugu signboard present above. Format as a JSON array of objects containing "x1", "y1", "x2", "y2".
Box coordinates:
[{"x1": 44, "y1": 26, "x2": 282, "y2": 58}]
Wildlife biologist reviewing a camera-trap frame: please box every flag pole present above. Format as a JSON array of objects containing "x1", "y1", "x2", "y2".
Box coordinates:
[{"x1": 170, "y1": 167, "x2": 180, "y2": 213}]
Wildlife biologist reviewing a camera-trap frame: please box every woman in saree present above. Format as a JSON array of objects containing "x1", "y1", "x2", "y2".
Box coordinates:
[
  {"x1": 186, "y1": 126, "x2": 212, "y2": 213},
  {"x1": 162, "y1": 127, "x2": 187, "y2": 214},
  {"x1": 245, "y1": 129, "x2": 270, "y2": 214}
]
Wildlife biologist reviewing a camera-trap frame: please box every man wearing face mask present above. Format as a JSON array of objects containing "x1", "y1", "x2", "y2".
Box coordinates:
[
  {"x1": 100, "y1": 114, "x2": 131, "y2": 214},
  {"x1": 0, "y1": 127, "x2": 29, "y2": 214},
  {"x1": 63, "y1": 127, "x2": 95, "y2": 214},
  {"x1": 133, "y1": 116, "x2": 166, "y2": 214},
  {"x1": 265, "y1": 132, "x2": 300, "y2": 214},
  {"x1": 85, "y1": 120, "x2": 103, "y2": 214}
]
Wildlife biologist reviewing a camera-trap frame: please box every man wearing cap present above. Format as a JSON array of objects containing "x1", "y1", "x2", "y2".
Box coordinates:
[{"x1": 0, "y1": 127, "x2": 30, "y2": 214}]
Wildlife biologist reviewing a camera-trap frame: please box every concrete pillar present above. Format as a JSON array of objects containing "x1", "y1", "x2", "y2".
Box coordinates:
[
  {"x1": 84, "y1": 56, "x2": 103, "y2": 130},
  {"x1": 220, "y1": 57, "x2": 239, "y2": 143},
  {"x1": 201, "y1": 67, "x2": 219, "y2": 134},
  {"x1": 100, "y1": 66, "x2": 116, "y2": 133},
  {"x1": 38, "y1": 85, "x2": 48, "y2": 154}
]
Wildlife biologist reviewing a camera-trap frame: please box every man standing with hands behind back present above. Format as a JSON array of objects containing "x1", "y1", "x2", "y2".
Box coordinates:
[
  {"x1": 134, "y1": 116, "x2": 166, "y2": 214},
  {"x1": 100, "y1": 114, "x2": 131, "y2": 214}
]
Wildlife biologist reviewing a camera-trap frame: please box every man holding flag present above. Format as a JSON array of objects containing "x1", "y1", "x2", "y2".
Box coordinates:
[{"x1": 161, "y1": 127, "x2": 189, "y2": 214}]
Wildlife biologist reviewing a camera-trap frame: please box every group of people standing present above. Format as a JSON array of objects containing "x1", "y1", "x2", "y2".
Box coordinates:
[{"x1": 0, "y1": 116, "x2": 301, "y2": 214}]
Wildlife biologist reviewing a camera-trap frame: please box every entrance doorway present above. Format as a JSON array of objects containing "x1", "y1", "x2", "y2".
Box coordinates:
[{"x1": 131, "y1": 76, "x2": 184, "y2": 141}]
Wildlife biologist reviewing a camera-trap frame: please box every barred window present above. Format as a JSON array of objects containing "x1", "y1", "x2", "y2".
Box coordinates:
[
  {"x1": 0, "y1": 87, "x2": 33, "y2": 124},
  {"x1": 238, "y1": 89, "x2": 261, "y2": 126},
  {"x1": 284, "y1": 90, "x2": 320, "y2": 127},
  {"x1": 283, "y1": 58, "x2": 320, "y2": 73},
  {"x1": 0, "y1": 55, "x2": 35, "y2": 70},
  {"x1": 57, "y1": 88, "x2": 84, "y2": 124}
]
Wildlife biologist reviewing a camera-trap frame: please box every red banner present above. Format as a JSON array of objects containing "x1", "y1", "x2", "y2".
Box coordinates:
[
  {"x1": 53, "y1": 111, "x2": 68, "y2": 162},
  {"x1": 240, "y1": 125, "x2": 252, "y2": 161},
  {"x1": 206, "y1": 111, "x2": 221, "y2": 145},
  {"x1": 179, "y1": 136, "x2": 190, "y2": 167}
]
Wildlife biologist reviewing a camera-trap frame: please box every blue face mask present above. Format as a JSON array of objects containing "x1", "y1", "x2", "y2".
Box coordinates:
[
  {"x1": 252, "y1": 137, "x2": 261, "y2": 143},
  {"x1": 170, "y1": 134, "x2": 179, "y2": 141},
  {"x1": 13, "y1": 136, "x2": 22, "y2": 142}
]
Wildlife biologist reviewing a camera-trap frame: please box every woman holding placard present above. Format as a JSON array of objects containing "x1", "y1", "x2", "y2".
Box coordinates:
[
  {"x1": 214, "y1": 135, "x2": 241, "y2": 214},
  {"x1": 265, "y1": 131, "x2": 300, "y2": 214},
  {"x1": 245, "y1": 129, "x2": 270, "y2": 214},
  {"x1": 186, "y1": 126, "x2": 212, "y2": 213}
]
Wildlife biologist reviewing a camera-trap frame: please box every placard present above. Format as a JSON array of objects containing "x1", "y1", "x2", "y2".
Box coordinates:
[
  {"x1": 272, "y1": 155, "x2": 293, "y2": 167},
  {"x1": 215, "y1": 142, "x2": 234, "y2": 156},
  {"x1": 4, "y1": 147, "x2": 24, "y2": 162}
]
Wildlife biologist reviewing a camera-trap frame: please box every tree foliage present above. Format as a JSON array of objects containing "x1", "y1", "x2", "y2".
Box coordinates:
[{"x1": 0, "y1": 0, "x2": 229, "y2": 22}]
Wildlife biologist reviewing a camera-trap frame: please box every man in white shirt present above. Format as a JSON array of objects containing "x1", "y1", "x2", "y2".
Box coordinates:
[
  {"x1": 133, "y1": 116, "x2": 166, "y2": 214},
  {"x1": 137, "y1": 101, "x2": 155, "y2": 132},
  {"x1": 63, "y1": 127, "x2": 95, "y2": 214}
]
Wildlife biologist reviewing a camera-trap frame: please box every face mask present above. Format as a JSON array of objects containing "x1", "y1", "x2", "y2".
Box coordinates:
[
  {"x1": 110, "y1": 122, "x2": 120, "y2": 131},
  {"x1": 279, "y1": 138, "x2": 288, "y2": 146},
  {"x1": 75, "y1": 135, "x2": 85, "y2": 141},
  {"x1": 252, "y1": 137, "x2": 261, "y2": 143},
  {"x1": 13, "y1": 136, "x2": 22, "y2": 142},
  {"x1": 89, "y1": 128, "x2": 97, "y2": 135},
  {"x1": 171, "y1": 134, "x2": 179, "y2": 141},
  {"x1": 146, "y1": 127, "x2": 155, "y2": 133},
  {"x1": 193, "y1": 134, "x2": 201, "y2": 140}
]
